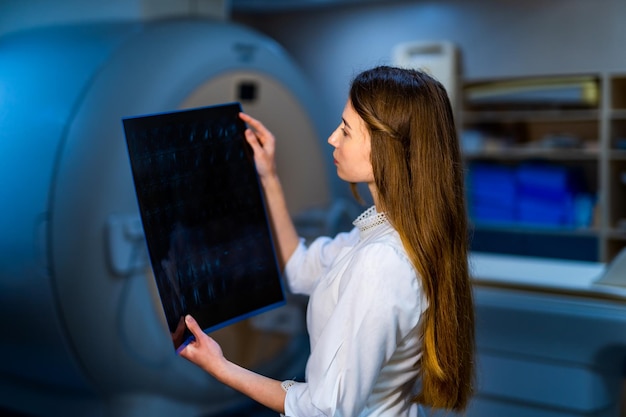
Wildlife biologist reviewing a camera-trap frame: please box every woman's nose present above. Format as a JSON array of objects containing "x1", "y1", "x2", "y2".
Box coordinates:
[{"x1": 327, "y1": 128, "x2": 339, "y2": 147}]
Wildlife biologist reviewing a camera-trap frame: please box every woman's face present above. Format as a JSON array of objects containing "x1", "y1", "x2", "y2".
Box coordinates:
[{"x1": 327, "y1": 100, "x2": 374, "y2": 185}]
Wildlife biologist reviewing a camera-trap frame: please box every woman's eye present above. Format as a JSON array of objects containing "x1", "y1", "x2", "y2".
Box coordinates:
[{"x1": 341, "y1": 128, "x2": 348, "y2": 137}]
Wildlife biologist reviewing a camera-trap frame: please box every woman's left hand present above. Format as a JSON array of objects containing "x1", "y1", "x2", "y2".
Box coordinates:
[
  {"x1": 178, "y1": 315, "x2": 227, "y2": 376},
  {"x1": 179, "y1": 315, "x2": 287, "y2": 414}
]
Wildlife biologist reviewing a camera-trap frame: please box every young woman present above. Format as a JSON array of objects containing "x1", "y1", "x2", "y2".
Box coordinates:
[{"x1": 180, "y1": 65, "x2": 475, "y2": 416}]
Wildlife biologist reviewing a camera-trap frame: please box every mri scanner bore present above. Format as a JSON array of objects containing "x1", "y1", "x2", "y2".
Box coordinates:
[{"x1": 0, "y1": 17, "x2": 335, "y2": 417}]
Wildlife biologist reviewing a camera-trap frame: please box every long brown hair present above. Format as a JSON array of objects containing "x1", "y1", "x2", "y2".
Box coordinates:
[{"x1": 349, "y1": 66, "x2": 475, "y2": 411}]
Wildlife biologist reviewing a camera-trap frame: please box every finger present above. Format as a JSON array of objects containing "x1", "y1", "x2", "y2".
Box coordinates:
[
  {"x1": 239, "y1": 112, "x2": 257, "y2": 125},
  {"x1": 240, "y1": 113, "x2": 264, "y2": 145},
  {"x1": 184, "y1": 314, "x2": 203, "y2": 339},
  {"x1": 239, "y1": 112, "x2": 257, "y2": 133},
  {"x1": 239, "y1": 112, "x2": 272, "y2": 138},
  {"x1": 244, "y1": 128, "x2": 264, "y2": 151}
]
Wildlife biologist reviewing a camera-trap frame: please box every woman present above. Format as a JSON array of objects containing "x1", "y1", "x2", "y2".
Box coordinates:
[{"x1": 180, "y1": 65, "x2": 475, "y2": 416}]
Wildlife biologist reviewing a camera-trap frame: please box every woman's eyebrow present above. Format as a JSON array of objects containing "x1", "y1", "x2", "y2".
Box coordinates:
[{"x1": 342, "y1": 118, "x2": 351, "y2": 130}]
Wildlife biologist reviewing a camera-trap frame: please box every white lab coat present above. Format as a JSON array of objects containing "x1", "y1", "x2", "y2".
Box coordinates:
[{"x1": 283, "y1": 207, "x2": 427, "y2": 417}]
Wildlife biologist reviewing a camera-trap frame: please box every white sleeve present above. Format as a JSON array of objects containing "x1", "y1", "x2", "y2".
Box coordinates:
[
  {"x1": 283, "y1": 242, "x2": 424, "y2": 417},
  {"x1": 284, "y1": 228, "x2": 359, "y2": 296}
]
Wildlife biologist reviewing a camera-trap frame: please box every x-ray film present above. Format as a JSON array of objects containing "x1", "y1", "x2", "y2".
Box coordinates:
[{"x1": 123, "y1": 102, "x2": 285, "y2": 352}]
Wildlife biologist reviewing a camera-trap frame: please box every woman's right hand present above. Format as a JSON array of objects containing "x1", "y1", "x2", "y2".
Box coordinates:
[{"x1": 239, "y1": 112, "x2": 277, "y2": 180}]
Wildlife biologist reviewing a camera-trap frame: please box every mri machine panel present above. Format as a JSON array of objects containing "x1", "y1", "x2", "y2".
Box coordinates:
[
  {"x1": 0, "y1": 23, "x2": 144, "y2": 396},
  {"x1": 0, "y1": 18, "x2": 330, "y2": 416}
]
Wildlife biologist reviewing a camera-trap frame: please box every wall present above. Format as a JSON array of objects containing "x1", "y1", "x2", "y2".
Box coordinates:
[
  {"x1": 2, "y1": 0, "x2": 625, "y2": 207},
  {"x1": 3, "y1": 0, "x2": 624, "y2": 134},
  {"x1": 0, "y1": 0, "x2": 231, "y2": 40},
  {"x1": 233, "y1": 0, "x2": 626, "y2": 122}
]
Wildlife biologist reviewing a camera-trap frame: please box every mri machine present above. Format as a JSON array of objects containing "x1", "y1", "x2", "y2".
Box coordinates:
[{"x1": 0, "y1": 17, "x2": 342, "y2": 417}]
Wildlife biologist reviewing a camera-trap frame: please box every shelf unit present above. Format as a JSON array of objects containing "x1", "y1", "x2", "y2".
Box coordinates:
[
  {"x1": 461, "y1": 73, "x2": 626, "y2": 263},
  {"x1": 606, "y1": 75, "x2": 626, "y2": 262}
]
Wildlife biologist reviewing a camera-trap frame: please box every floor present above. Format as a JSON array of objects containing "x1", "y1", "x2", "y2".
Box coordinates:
[
  {"x1": 219, "y1": 403, "x2": 279, "y2": 417},
  {"x1": 0, "y1": 402, "x2": 279, "y2": 417}
]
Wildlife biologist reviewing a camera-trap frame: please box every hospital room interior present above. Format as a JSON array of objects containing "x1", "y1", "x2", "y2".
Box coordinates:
[{"x1": 2, "y1": 0, "x2": 626, "y2": 416}]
